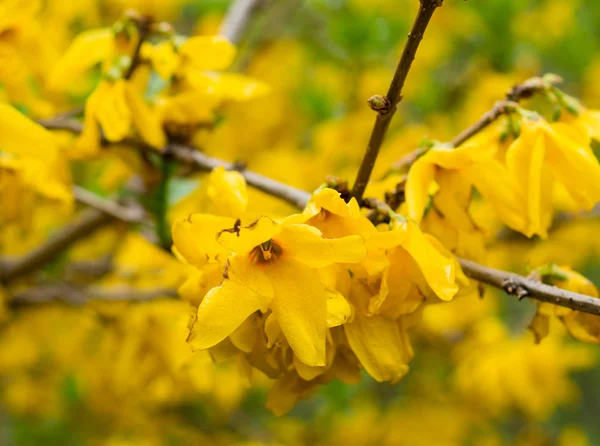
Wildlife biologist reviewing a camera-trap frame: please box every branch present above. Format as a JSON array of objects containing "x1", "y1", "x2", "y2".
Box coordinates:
[
  {"x1": 166, "y1": 144, "x2": 310, "y2": 209},
  {"x1": 351, "y1": 0, "x2": 443, "y2": 201},
  {"x1": 0, "y1": 188, "x2": 144, "y2": 285},
  {"x1": 458, "y1": 258, "x2": 600, "y2": 316},
  {"x1": 0, "y1": 209, "x2": 114, "y2": 284},
  {"x1": 73, "y1": 186, "x2": 145, "y2": 223},
  {"x1": 12, "y1": 282, "x2": 177, "y2": 306},
  {"x1": 124, "y1": 11, "x2": 153, "y2": 80},
  {"x1": 219, "y1": 0, "x2": 265, "y2": 45}
]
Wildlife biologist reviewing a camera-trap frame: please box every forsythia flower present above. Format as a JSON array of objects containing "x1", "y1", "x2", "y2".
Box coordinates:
[
  {"x1": 0, "y1": 104, "x2": 72, "y2": 204},
  {"x1": 405, "y1": 113, "x2": 600, "y2": 238},
  {"x1": 529, "y1": 265, "x2": 600, "y2": 345},
  {"x1": 174, "y1": 213, "x2": 366, "y2": 366}
]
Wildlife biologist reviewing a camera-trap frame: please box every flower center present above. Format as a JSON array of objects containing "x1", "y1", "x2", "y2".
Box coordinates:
[{"x1": 250, "y1": 240, "x2": 282, "y2": 263}]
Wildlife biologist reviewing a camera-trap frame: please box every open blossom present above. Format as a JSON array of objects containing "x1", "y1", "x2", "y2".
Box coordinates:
[{"x1": 173, "y1": 214, "x2": 366, "y2": 366}]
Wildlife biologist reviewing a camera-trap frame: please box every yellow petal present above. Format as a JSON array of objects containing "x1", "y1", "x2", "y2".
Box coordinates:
[
  {"x1": 73, "y1": 90, "x2": 102, "y2": 159},
  {"x1": 177, "y1": 263, "x2": 223, "y2": 306},
  {"x1": 229, "y1": 313, "x2": 259, "y2": 353},
  {"x1": 398, "y1": 220, "x2": 458, "y2": 301},
  {"x1": 544, "y1": 126, "x2": 600, "y2": 210},
  {"x1": 264, "y1": 312, "x2": 282, "y2": 348},
  {"x1": 267, "y1": 259, "x2": 327, "y2": 367},
  {"x1": 466, "y1": 159, "x2": 527, "y2": 234},
  {"x1": 207, "y1": 166, "x2": 248, "y2": 217},
  {"x1": 506, "y1": 122, "x2": 552, "y2": 237},
  {"x1": 218, "y1": 216, "x2": 280, "y2": 254},
  {"x1": 405, "y1": 156, "x2": 436, "y2": 222},
  {"x1": 528, "y1": 310, "x2": 550, "y2": 344},
  {"x1": 148, "y1": 40, "x2": 179, "y2": 79},
  {"x1": 124, "y1": 81, "x2": 166, "y2": 148},
  {"x1": 186, "y1": 72, "x2": 271, "y2": 102},
  {"x1": 226, "y1": 254, "x2": 273, "y2": 298},
  {"x1": 0, "y1": 104, "x2": 59, "y2": 159},
  {"x1": 187, "y1": 280, "x2": 270, "y2": 351},
  {"x1": 172, "y1": 213, "x2": 235, "y2": 267},
  {"x1": 344, "y1": 312, "x2": 412, "y2": 383},
  {"x1": 305, "y1": 188, "x2": 353, "y2": 218},
  {"x1": 48, "y1": 28, "x2": 114, "y2": 90},
  {"x1": 94, "y1": 80, "x2": 132, "y2": 142},
  {"x1": 274, "y1": 224, "x2": 366, "y2": 268},
  {"x1": 326, "y1": 290, "x2": 352, "y2": 327},
  {"x1": 179, "y1": 35, "x2": 236, "y2": 71}
]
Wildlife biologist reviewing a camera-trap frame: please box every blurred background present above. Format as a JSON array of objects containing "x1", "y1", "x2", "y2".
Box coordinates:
[{"x1": 3, "y1": 0, "x2": 600, "y2": 444}]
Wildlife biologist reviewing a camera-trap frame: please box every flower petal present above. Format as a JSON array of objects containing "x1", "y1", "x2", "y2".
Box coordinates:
[
  {"x1": 48, "y1": 28, "x2": 113, "y2": 90},
  {"x1": 179, "y1": 36, "x2": 236, "y2": 71},
  {"x1": 172, "y1": 213, "x2": 235, "y2": 267},
  {"x1": 227, "y1": 254, "x2": 273, "y2": 298},
  {"x1": 267, "y1": 259, "x2": 327, "y2": 367},
  {"x1": 326, "y1": 290, "x2": 352, "y2": 327},
  {"x1": 187, "y1": 280, "x2": 270, "y2": 351},
  {"x1": 344, "y1": 313, "x2": 412, "y2": 383},
  {"x1": 398, "y1": 220, "x2": 458, "y2": 301},
  {"x1": 275, "y1": 224, "x2": 366, "y2": 268},
  {"x1": 207, "y1": 166, "x2": 248, "y2": 217}
]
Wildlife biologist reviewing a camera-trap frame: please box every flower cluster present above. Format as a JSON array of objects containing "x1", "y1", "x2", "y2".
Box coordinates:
[{"x1": 173, "y1": 172, "x2": 463, "y2": 414}]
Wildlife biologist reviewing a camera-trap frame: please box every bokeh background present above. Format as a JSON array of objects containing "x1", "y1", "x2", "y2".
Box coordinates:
[{"x1": 3, "y1": 0, "x2": 600, "y2": 444}]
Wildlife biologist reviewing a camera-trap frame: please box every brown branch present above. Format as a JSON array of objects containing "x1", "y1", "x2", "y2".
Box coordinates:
[
  {"x1": 351, "y1": 0, "x2": 443, "y2": 201},
  {"x1": 219, "y1": 0, "x2": 265, "y2": 45},
  {"x1": 1, "y1": 188, "x2": 144, "y2": 285},
  {"x1": 124, "y1": 11, "x2": 153, "y2": 80},
  {"x1": 458, "y1": 258, "x2": 600, "y2": 316},
  {"x1": 166, "y1": 144, "x2": 310, "y2": 209},
  {"x1": 12, "y1": 282, "x2": 177, "y2": 306},
  {"x1": 73, "y1": 186, "x2": 145, "y2": 223},
  {"x1": 0, "y1": 209, "x2": 114, "y2": 284},
  {"x1": 450, "y1": 100, "x2": 519, "y2": 148}
]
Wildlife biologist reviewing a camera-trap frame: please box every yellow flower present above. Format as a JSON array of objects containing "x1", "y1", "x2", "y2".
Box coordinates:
[
  {"x1": 174, "y1": 215, "x2": 366, "y2": 366},
  {"x1": 529, "y1": 266, "x2": 600, "y2": 345},
  {"x1": 76, "y1": 79, "x2": 166, "y2": 156},
  {"x1": 0, "y1": 104, "x2": 72, "y2": 203},
  {"x1": 344, "y1": 278, "x2": 413, "y2": 382}
]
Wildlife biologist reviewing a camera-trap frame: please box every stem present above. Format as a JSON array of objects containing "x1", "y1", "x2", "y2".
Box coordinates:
[
  {"x1": 154, "y1": 158, "x2": 175, "y2": 249},
  {"x1": 351, "y1": 0, "x2": 442, "y2": 201},
  {"x1": 458, "y1": 258, "x2": 600, "y2": 316},
  {"x1": 124, "y1": 14, "x2": 152, "y2": 80},
  {"x1": 219, "y1": 0, "x2": 265, "y2": 45},
  {"x1": 166, "y1": 144, "x2": 311, "y2": 209},
  {"x1": 1, "y1": 210, "x2": 113, "y2": 284},
  {"x1": 449, "y1": 100, "x2": 518, "y2": 147}
]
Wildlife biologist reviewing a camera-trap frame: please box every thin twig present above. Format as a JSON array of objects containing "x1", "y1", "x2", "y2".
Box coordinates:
[
  {"x1": 450, "y1": 100, "x2": 518, "y2": 148},
  {"x1": 0, "y1": 210, "x2": 114, "y2": 284},
  {"x1": 219, "y1": 0, "x2": 265, "y2": 45},
  {"x1": 124, "y1": 12, "x2": 153, "y2": 80},
  {"x1": 12, "y1": 282, "x2": 177, "y2": 305},
  {"x1": 1, "y1": 188, "x2": 144, "y2": 284},
  {"x1": 351, "y1": 0, "x2": 443, "y2": 201},
  {"x1": 73, "y1": 186, "x2": 145, "y2": 223},
  {"x1": 458, "y1": 258, "x2": 600, "y2": 316},
  {"x1": 166, "y1": 144, "x2": 310, "y2": 209}
]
